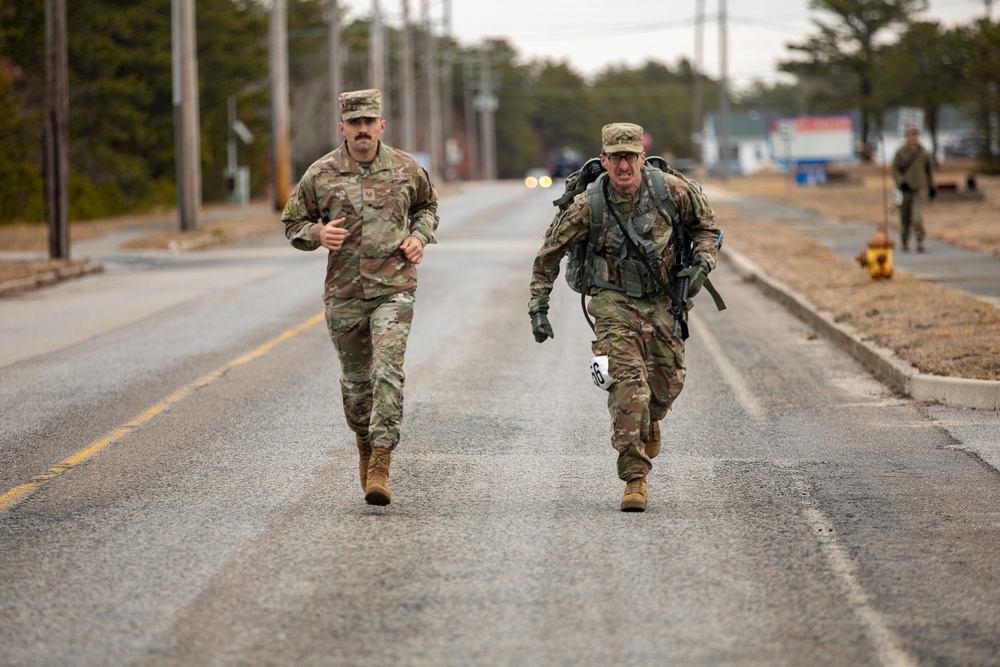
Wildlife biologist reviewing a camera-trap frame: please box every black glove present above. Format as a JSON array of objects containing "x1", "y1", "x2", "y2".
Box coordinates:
[
  {"x1": 529, "y1": 300, "x2": 554, "y2": 343},
  {"x1": 676, "y1": 255, "x2": 711, "y2": 299},
  {"x1": 899, "y1": 183, "x2": 911, "y2": 193},
  {"x1": 929, "y1": 186, "x2": 937, "y2": 199}
]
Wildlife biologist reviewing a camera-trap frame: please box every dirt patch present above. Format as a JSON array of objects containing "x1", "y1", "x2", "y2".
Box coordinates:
[{"x1": 715, "y1": 162, "x2": 1000, "y2": 381}]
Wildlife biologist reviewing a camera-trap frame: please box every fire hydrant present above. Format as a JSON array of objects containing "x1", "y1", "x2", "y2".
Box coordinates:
[{"x1": 856, "y1": 231, "x2": 894, "y2": 279}]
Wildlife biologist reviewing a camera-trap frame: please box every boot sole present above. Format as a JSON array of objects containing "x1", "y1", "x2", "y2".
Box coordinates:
[
  {"x1": 620, "y1": 500, "x2": 646, "y2": 512},
  {"x1": 365, "y1": 487, "x2": 391, "y2": 506}
]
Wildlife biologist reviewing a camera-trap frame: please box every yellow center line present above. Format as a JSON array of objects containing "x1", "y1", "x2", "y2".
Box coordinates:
[{"x1": 0, "y1": 312, "x2": 325, "y2": 513}]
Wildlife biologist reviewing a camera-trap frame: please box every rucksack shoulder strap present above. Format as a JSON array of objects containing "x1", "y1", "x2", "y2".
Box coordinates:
[
  {"x1": 643, "y1": 165, "x2": 679, "y2": 225},
  {"x1": 586, "y1": 173, "x2": 608, "y2": 244}
]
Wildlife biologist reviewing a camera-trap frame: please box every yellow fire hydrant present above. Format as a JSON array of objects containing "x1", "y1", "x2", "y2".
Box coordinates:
[{"x1": 856, "y1": 231, "x2": 894, "y2": 279}]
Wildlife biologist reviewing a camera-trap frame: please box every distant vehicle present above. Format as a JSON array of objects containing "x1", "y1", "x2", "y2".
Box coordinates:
[
  {"x1": 546, "y1": 147, "x2": 585, "y2": 178},
  {"x1": 524, "y1": 168, "x2": 553, "y2": 189},
  {"x1": 944, "y1": 131, "x2": 986, "y2": 159}
]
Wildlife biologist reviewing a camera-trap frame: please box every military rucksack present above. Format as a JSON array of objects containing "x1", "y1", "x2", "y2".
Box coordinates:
[
  {"x1": 550, "y1": 155, "x2": 725, "y2": 339},
  {"x1": 553, "y1": 156, "x2": 687, "y2": 295}
]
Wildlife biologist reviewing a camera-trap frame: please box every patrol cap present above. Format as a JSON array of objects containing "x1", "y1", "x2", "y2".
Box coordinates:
[
  {"x1": 340, "y1": 88, "x2": 382, "y2": 120},
  {"x1": 602, "y1": 123, "x2": 644, "y2": 154},
  {"x1": 904, "y1": 124, "x2": 920, "y2": 135}
]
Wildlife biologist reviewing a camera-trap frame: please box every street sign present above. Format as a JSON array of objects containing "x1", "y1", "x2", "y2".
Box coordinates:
[{"x1": 897, "y1": 107, "x2": 924, "y2": 135}]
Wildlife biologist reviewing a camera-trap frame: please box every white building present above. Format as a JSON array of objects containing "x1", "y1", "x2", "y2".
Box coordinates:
[{"x1": 700, "y1": 106, "x2": 979, "y2": 176}]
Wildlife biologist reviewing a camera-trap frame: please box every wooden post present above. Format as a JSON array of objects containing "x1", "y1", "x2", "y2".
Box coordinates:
[
  {"x1": 269, "y1": 0, "x2": 292, "y2": 210},
  {"x1": 172, "y1": 0, "x2": 201, "y2": 231},
  {"x1": 45, "y1": 0, "x2": 69, "y2": 259}
]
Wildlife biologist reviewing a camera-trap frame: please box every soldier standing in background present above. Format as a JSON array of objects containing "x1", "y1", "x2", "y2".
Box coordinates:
[
  {"x1": 528, "y1": 123, "x2": 723, "y2": 512},
  {"x1": 282, "y1": 89, "x2": 439, "y2": 506},
  {"x1": 892, "y1": 124, "x2": 936, "y2": 252}
]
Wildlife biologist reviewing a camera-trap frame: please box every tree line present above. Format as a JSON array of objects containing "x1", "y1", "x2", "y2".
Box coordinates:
[{"x1": 0, "y1": 0, "x2": 997, "y2": 223}]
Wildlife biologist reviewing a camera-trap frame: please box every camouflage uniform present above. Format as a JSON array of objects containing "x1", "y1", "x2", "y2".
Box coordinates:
[
  {"x1": 529, "y1": 124, "x2": 722, "y2": 482},
  {"x1": 892, "y1": 127, "x2": 935, "y2": 250},
  {"x1": 282, "y1": 89, "x2": 439, "y2": 452}
]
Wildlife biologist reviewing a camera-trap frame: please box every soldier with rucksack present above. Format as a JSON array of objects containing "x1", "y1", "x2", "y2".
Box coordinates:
[{"x1": 527, "y1": 122, "x2": 724, "y2": 512}]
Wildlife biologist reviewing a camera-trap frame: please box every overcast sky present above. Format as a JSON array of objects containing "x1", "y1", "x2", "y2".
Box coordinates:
[{"x1": 335, "y1": 0, "x2": 991, "y2": 89}]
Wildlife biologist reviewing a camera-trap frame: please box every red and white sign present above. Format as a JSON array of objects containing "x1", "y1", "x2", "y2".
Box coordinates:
[{"x1": 768, "y1": 114, "x2": 855, "y2": 162}]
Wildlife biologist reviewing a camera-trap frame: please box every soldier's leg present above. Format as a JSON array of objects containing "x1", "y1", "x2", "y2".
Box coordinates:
[
  {"x1": 646, "y1": 318, "x2": 686, "y2": 459},
  {"x1": 367, "y1": 290, "x2": 415, "y2": 450},
  {"x1": 325, "y1": 296, "x2": 374, "y2": 437},
  {"x1": 912, "y1": 192, "x2": 927, "y2": 251},
  {"x1": 589, "y1": 293, "x2": 652, "y2": 482},
  {"x1": 900, "y1": 194, "x2": 913, "y2": 250}
]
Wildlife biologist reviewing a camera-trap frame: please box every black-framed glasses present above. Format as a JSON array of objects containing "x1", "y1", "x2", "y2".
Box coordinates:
[{"x1": 605, "y1": 153, "x2": 639, "y2": 164}]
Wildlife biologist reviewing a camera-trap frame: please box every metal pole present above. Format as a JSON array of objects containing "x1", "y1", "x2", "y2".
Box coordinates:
[
  {"x1": 227, "y1": 96, "x2": 237, "y2": 172},
  {"x1": 45, "y1": 0, "x2": 69, "y2": 259},
  {"x1": 269, "y1": 0, "x2": 292, "y2": 210}
]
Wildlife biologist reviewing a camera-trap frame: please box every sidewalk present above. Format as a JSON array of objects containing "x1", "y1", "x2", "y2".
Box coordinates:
[
  {"x1": 709, "y1": 187, "x2": 1000, "y2": 410},
  {"x1": 0, "y1": 202, "x2": 275, "y2": 296}
]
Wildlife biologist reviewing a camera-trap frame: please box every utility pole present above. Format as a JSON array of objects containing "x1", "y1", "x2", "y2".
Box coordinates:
[
  {"x1": 45, "y1": 0, "x2": 69, "y2": 259},
  {"x1": 718, "y1": 0, "x2": 731, "y2": 180},
  {"x1": 172, "y1": 0, "x2": 201, "y2": 230},
  {"x1": 441, "y1": 0, "x2": 454, "y2": 180},
  {"x1": 400, "y1": 0, "x2": 416, "y2": 152},
  {"x1": 691, "y1": 0, "x2": 704, "y2": 171},
  {"x1": 328, "y1": 0, "x2": 342, "y2": 148},
  {"x1": 269, "y1": 0, "x2": 292, "y2": 210},
  {"x1": 423, "y1": 0, "x2": 443, "y2": 178},
  {"x1": 370, "y1": 0, "x2": 385, "y2": 92},
  {"x1": 463, "y1": 55, "x2": 479, "y2": 180},
  {"x1": 478, "y1": 52, "x2": 497, "y2": 180}
]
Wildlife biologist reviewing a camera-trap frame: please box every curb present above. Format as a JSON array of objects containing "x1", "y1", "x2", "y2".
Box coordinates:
[
  {"x1": 0, "y1": 261, "x2": 104, "y2": 298},
  {"x1": 722, "y1": 247, "x2": 1000, "y2": 411}
]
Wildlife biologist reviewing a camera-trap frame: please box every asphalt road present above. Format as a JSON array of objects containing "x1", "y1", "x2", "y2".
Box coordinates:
[{"x1": 1, "y1": 181, "x2": 998, "y2": 666}]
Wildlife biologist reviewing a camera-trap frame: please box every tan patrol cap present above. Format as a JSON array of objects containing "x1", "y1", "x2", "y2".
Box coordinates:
[
  {"x1": 340, "y1": 88, "x2": 382, "y2": 120},
  {"x1": 904, "y1": 124, "x2": 920, "y2": 135},
  {"x1": 602, "y1": 123, "x2": 644, "y2": 153}
]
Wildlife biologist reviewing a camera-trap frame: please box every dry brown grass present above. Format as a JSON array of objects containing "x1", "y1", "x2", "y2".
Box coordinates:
[
  {"x1": 716, "y1": 162, "x2": 1000, "y2": 381},
  {"x1": 721, "y1": 160, "x2": 1000, "y2": 256}
]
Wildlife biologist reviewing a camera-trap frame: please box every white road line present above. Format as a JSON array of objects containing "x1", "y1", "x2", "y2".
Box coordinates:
[
  {"x1": 788, "y1": 470, "x2": 918, "y2": 667},
  {"x1": 689, "y1": 310, "x2": 766, "y2": 421}
]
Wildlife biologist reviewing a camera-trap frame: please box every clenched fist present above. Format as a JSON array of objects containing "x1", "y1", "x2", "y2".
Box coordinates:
[{"x1": 318, "y1": 217, "x2": 348, "y2": 251}]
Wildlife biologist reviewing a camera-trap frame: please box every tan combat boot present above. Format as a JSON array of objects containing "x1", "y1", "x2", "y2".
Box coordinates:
[
  {"x1": 356, "y1": 433, "x2": 372, "y2": 491},
  {"x1": 365, "y1": 447, "x2": 392, "y2": 506},
  {"x1": 646, "y1": 421, "x2": 661, "y2": 460},
  {"x1": 620, "y1": 477, "x2": 647, "y2": 512}
]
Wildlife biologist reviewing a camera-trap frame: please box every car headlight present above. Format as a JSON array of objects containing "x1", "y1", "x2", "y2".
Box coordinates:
[
  {"x1": 524, "y1": 176, "x2": 538, "y2": 188},
  {"x1": 539, "y1": 175, "x2": 552, "y2": 188}
]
